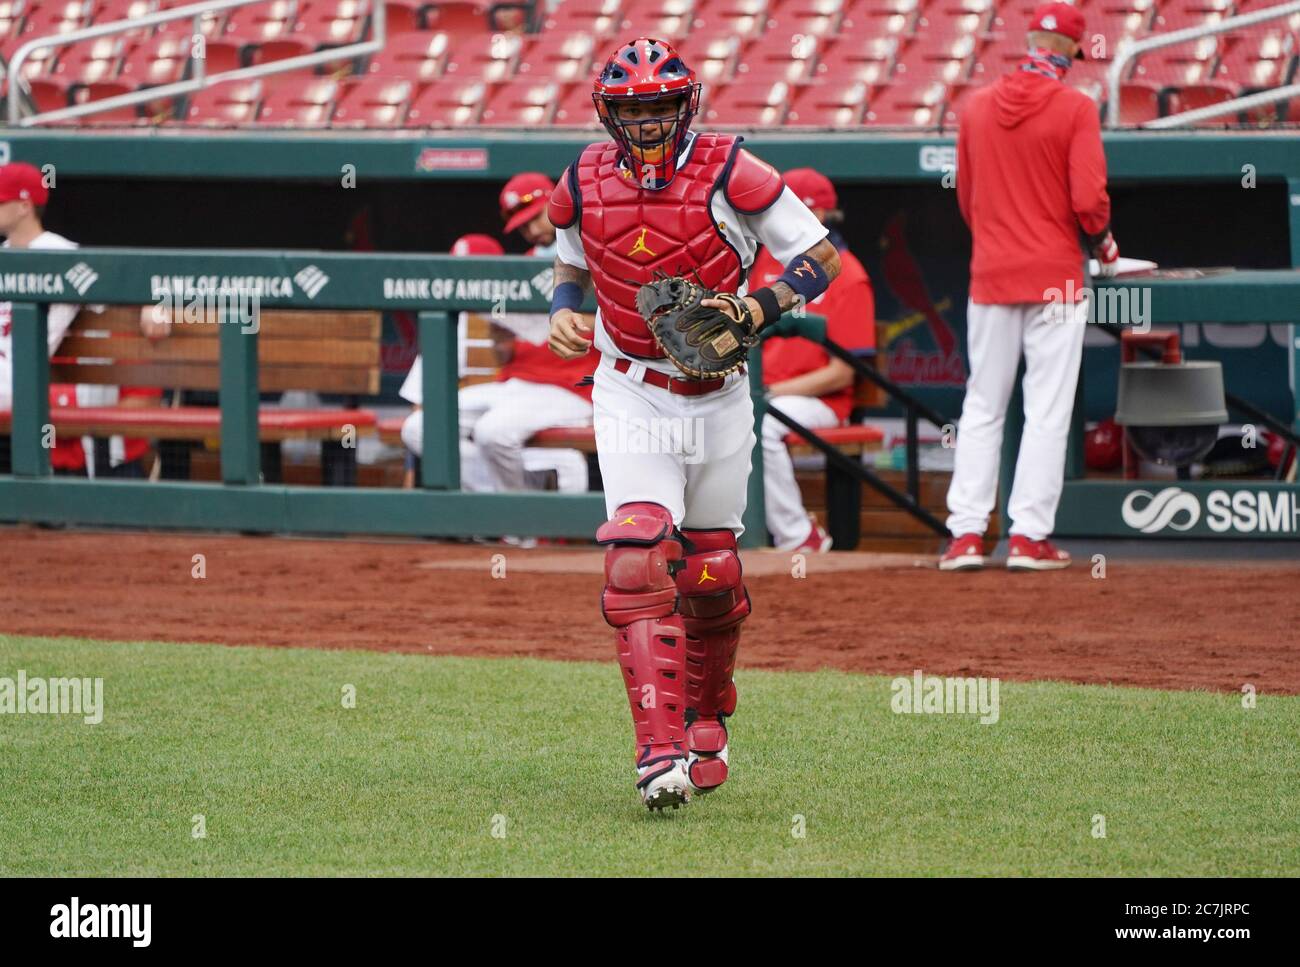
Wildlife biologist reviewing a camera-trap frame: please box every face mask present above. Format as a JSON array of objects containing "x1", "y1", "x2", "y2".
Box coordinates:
[{"x1": 1020, "y1": 46, "x2": 1074, "y2": 81}]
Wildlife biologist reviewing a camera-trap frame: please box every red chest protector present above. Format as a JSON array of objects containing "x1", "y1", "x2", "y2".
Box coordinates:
[{"x1": 548, "y1": 133, "x2": 784, "y2": 359}]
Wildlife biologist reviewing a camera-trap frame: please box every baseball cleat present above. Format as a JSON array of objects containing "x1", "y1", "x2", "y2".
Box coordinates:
[
  {"x1": 1006, "y1": 536, "x2": 1071, "y2": 571},
  {"x1": 939, "y1": 533, "x2": 985, "y2": 571},
  {"x1": 637, "y1": 756, "x2": 691, "y2": 811}
]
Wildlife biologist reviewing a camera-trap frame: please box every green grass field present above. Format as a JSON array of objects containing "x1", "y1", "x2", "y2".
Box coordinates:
[{"x1": 1, "y1": 634, "x2": 1297, "y2": 876}]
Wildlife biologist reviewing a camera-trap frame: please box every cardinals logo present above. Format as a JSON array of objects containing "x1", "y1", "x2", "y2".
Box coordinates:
[{"x1": 877, "y1": 212, "x2": 965, "y2": 387}]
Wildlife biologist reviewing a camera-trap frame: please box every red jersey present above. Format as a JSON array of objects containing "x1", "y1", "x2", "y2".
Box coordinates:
[
  {"x1": 498, "y1": 339, "x2": 594, "y2": 402},
  {"x1": 957, "y1": 69, "x2": 1111, "y2": 304},
  {"x1": 752, "y1": 245, "x2": 875, "y2": 422}
]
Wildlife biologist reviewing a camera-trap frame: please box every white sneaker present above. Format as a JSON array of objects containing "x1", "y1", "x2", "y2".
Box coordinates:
[{"x1": 637, "y1": 758, "x2": 691, "y2": 811}]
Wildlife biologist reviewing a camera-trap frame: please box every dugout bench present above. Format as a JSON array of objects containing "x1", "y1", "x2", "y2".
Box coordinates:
[{"x1": 0, "y1": 306, "x2": 382, "y2": 485}]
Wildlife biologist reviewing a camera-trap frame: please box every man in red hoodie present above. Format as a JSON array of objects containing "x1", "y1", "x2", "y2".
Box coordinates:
[{"x1": 941, "y1": 2, "x2": 1119, "y2": 573}]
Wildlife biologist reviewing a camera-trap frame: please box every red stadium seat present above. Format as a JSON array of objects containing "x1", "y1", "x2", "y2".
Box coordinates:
[
  {"x1": 199, "y1": 38, "x2": 248, "y2": 74},
  {"x1": 863, "y1": 79, "x2": 946, "y2": 126},
  {"x1": 49, "y1": 36, "x2": 126, "y2": 87},
  {"x1": 613, "y1": 15, "x2": 693, "y2": 44},
  {"x1": 366, "y1": 31, "x2": 450, "y2": 82},
  {"x1": 1, "y1": 38, "x2": 59, "y2": 81},
  {"x1": 892, "y1": 41, "x2": 976, "y2": 86},
  {"x1": 738, "y1": 30, "x2": 820, "y2": 82},
  {"x1": 382, "y1": 0, "x2": 428, "y2": 34},
  {"x1": 26, "y1": 77, "x2": 70, "y2": 112},
  {"x1": 404, "y1": 77, "x2": 486, "y2": 125},
  {"x1": 704, "y1": 77, "x2": 790, "y2": 126},
  {"x1": 71, "y1": 79, "x2": 143, "y2": 124},
  {"x1": 516, "y1": 32, "x2": 596, "y2": 83},
  {"x1": 154, "y1": 1, "x2": 226, "y2": 38},
  {"x1": 253, "y1": 35, "x2": 345, "y2": 78},
  {"x1": 18, "y1": 0, "x2": 93, "y2": 38},
  {"x1": 553, "y1": 82, "x2": 601, "y2": 127},
  {"x1": 939, "y1": 79, "x2": 985, "y2": 128},
  {"x1": 839, "y1": 0, "x2": 920, "y2": 40},
  {"x1": 0, "y1": 0, "x2": 24, "y2": 38},
  {"x1": 813, "y1": 34, "x2": 899, "y2": 85},
  {"x1": 542, "y1": 0, "x2": 625, "y2": 37},
  {"x1": 176, "y1": 79, "x2": 264, "y2": 125},
  {"x1": 1150, "y1": 8, "x2": 1228, "y2": 33},
  {"x1": 678, "y1": 35, "x2": 744, "y2": 83},
  {"x1": 1116, "y1": 79, "x2": 1162, "y2": 123},
  {"x1": 1169, "y1": 81, "x2": 1241, "y2": 126},
  {"x1": 480, "y1": 79, "x2": 560, "y2": 124},
  {"x1": 914, "y1": 9, "x2": 993, "y2": 43},
  {"x1": 440, "y1": 31, "x2": 523, "y2": 83},
  {"x1": 331, "y1": 74, "x2": 413, "y2": 126},
  {"x1": 1130, "y1": 34, "x2": 1219, "y2": 87},
  {"x1": 92, "y1": 0, "x2": 160, "y2": 40},
  {"x1": 225, "y1": 1, "x2": 302, "y2": 39},
  {"x1": 423, "y1": 1, "x2": 494, "y2": 36},
  {"x1": 785, "y1": 76, "x2": 870, "y2": 126},
  {"x1": 252, "y1": 75, "x2": 339, "y2": 126},
  {"x1": 1211, "y1": 33, "x2": 1296, "y2": 90},
  {"x1": 765, "y1": 0, "x2": 849, "y2": 39},
  {"x1": 294, "y1": 0, "x2": 370, "y2": 45},
  {"x1": 119, "y1": 34, "x2": 193, "y2": 88}
]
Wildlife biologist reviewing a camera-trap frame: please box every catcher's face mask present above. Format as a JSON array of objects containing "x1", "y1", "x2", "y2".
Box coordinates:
[{"x1": 592, "y1": 37, "x2": 701, "y2": 190}]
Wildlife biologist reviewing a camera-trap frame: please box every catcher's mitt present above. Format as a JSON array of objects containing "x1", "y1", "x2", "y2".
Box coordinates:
[{"x1": 635, "y1": 274, "x2": 761, "y2": 380}]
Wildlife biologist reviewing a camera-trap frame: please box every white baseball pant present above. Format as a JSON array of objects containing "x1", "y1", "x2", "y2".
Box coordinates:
[
  {"x1": 946, "y1": 297, "x2": 1088, "y2": 541},
  {"x1": 400, "y1": 378, "x2": 592, "y2": 493},
  {"x1": 592, "y1": 356, "x2": 755, "y2": 534},
  {"x1": 762, "y1": 394, "x2": 839, "y2": 549}
]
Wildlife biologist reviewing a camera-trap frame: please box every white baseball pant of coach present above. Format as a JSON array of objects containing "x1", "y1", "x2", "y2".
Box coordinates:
[
  {"x1": 946, "y1": 297, "x2": 1088, "y2": 541},
  {"x1": 762, "y1": 394, "x2": 838, "y2": 549}
]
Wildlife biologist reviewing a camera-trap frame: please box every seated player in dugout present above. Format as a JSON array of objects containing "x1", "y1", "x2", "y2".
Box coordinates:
[
  {"x1": 546, "y1": 38, "x2": 841, "y2": 810},
  {"x1": 0, "y1": 161, "x2": 163, "y2": 478},
  {"x1": 399, "y1": 226, "x2": 595, "y2": 494},
  {"x1": 750, "y1": 167, "x2": 876, "y2": 553}
]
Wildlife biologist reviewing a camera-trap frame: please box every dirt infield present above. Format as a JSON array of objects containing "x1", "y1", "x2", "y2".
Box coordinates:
[{"x1": 2, "y1": 527, "x2": 1298, "y2": 693}]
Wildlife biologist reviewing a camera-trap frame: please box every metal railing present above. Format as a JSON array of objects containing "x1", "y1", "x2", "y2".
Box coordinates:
[
  {"x1": 760, "y1": 316, "x2": 952, "y2": 537},
  {"x1": 5, "y1": 0, "x2": 386, "y2": 127},
  {"x1": 1106, "y1": 0, "x2": 1300, "y2": 129}
]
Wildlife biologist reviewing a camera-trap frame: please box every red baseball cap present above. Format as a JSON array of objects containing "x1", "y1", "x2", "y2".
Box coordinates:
[
  {"x1": 1029, "y1": 2, "x2": 1088, "y2": 59},
  {"x1": 784, "y1": 168, "x2": 837, "y2": 212},
  {"x1": 0, "y1": 162, "x2": 49, "y2": 205},
  {"x1": 500, "y1": 172, "x2": 554, "y2": 235},
  {"x1": 451, "y1": 233, "x2": 505, "y2": 256}
]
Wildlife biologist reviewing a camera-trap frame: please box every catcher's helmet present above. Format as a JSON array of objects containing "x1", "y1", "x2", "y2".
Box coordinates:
[{"x1": 592, "y1": 37, "x2": 701, "y2": 190}]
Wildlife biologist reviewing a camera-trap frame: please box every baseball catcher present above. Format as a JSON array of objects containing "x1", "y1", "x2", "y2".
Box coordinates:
[{"x1": 545, "y1": 37, "x2": 842, "y2": 811}]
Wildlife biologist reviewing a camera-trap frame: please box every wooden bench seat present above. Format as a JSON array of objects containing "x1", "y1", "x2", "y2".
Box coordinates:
[{"x1": 2, "y1": 306, "x2": 383, "y2": 484}]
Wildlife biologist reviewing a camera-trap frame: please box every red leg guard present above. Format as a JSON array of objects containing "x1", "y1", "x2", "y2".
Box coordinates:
[
  {"x1": 676, "y1": 528, "x2": 750, "y2": 790},
  {"x1": 598, "y1": 503, "x2": 688, "y2": 770}
]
